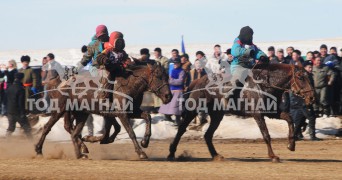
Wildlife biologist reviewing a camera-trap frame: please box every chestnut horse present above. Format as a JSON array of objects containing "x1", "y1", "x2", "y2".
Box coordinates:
[
  {"x1": 35, "y1": 62, "x2": 172, "y2": 159},
  {"x1": 168, "y1": 64, "x2": 315, "y2": 162}
]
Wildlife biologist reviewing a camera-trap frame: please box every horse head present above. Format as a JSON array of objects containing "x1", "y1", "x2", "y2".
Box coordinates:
[
  {"x1": 146, "y1": 62, "x2": 172, "y2": 104},
  {"x1": 290, "y1": 65, "x2": 315, "y2": 106}
]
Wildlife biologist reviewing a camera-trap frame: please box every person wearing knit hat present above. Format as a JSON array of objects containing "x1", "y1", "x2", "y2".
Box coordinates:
[
  {"x1": 95, "y1": 25, "x2": 108, "y2": 39},
  {"x1": 78, "y1": 24, "x2": 109, "y2": 77},
  {"x1": 230, "y1": 26, "x2": 267, "y2": 73}
]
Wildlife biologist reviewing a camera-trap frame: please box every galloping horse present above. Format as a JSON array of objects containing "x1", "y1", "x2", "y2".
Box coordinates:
[
  {"x1": 35, "y1": 62, "x2": 172, "y2": 159},
  {"x1": 168, "y1": 64, "x2": 315, "y2": 162}
]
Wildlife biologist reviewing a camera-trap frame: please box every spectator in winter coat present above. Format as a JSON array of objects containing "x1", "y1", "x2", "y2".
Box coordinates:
[
  {"x1": 169, "y1": 49, "x2": 180, "y2": 62},
  {"x1": 302, "y1": 60, "x2": 321, "y2": 140},
  {"x1": 134, "y1": 48, "x2": 152, "y2": 66},
  {"x1": 154, "y1": 47, "x2": 169, "y2": 72},
  {"x1": 268, "y1": 46, "x2": 278, "y2": 64},
  {"x1": 181, "y1": 53, "x2": 192, "y2": 73},
  {"x1": 189, "y1": 59, "x2": 208, "y2": 128},
  {"x1": 6, "y1": 72, "x2": 32, "y2": 139},
  {"x1": 313, "y1": 51, "x2": 321, "y2": 58},
  {"x1": 42, "y1": 53, "x2": 64, "y2": 81},
  {"x1": 206, "y1": 44, "x2": 228, "y2": 74},
  {"x1": 19, "y1": 55, "x2": 38, "y2": 111},
  {"x1": 306, "y1": 51, "x2": 314, "y2": 61},
  {"x1": 1, "y1": 60, "x2": 18, "y2": 115},
  {"x1": 0, "y1": 60, "x2": 19, "y2": 86},
  {"x1": 180, "y1": 53, "x2": 192, "y2": 91},
  {"x1": 289, "y1": 50, "x2": 304, "y2": 66},
  {"x1": 285, "y1": 46, "x2": 294, "y2": 62},
  {"x1": 159, "y1": 58, "x2": 185, "y2": 126},
  {"x1": 312, "y1": 56, "x2": 335, "y2": 117},
  {"x1": 195, "y1": 51, "x2": 207, "y2": 68},
  {"x1": 189, "y1": 59, "x2": 207, "y2": 82},
  {"x1": 275, "y1": 48, "x2": 288, "y2": 64}
]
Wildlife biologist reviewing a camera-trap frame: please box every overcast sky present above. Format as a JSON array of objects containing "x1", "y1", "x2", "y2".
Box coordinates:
[{"x1": 0, "y1": 0, "x2": 341, "y2": 51}]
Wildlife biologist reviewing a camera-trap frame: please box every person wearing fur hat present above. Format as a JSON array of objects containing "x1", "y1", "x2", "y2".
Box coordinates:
[
  {"x1": 19, "y1": 55, "x2": 38, "y2": 111},
  {"x1": 230, "y1": 26, "x2": 267, "y2": 74},
  {"x1": 6, "y1": 72, "x2": 32, "y2": 139},
  {"x1": 78, "y1": 24, "x2": 109, "y2": 77}
]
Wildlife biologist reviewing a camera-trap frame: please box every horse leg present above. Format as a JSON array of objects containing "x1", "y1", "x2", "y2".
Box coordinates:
[
  {"x1": 35, "y1": 112, "x2": 64, "y2": 156},
  {"x1": 64, "y1": 112, "x2": 89, "y2": 154},
  {"x1": 118, "y1": 114, "x2": 148, "y2": 159},
  {"x1": 70, "y1": 112, "x2": 88, "y2": 159},
  {"x1": 108, "y1": 117, "x2": 121, "y2": 144},
  {"x1": 131, "y1": 111, "x2": 151, "y2": 148},
  {"x1": 100, "y1": 117, "x2": 113, "y2": 144},
  {"x1": 82, "y1": 116, "x2": 117, "y2": 144},
  {"x1": 254, "y1": 115, "x2": 280, "y2": 162},
  {"x1": 280, "y1": 112, "x2": 296, "y2": 151},
  {"x1": 205, "y1": 110, "x2": 224, "y2": 161},
  {"x1": 167, "y1": 110, "x2": 197, "y2": 161}
]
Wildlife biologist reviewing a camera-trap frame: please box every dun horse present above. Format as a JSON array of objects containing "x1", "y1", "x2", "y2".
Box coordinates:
[
  {"x1": 168, "y1": 64, "x2": 315, "y2": 162},
  {"x1": 35, "y1": 62, "x2": 172, "y2": 159}
]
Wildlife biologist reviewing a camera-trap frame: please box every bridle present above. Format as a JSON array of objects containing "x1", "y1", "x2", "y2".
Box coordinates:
[
  {"x1": 139, "y1": 64, "x2": 169, "y2": 95},
  {"x1": 260, "y1": 65, "x2": 313, "y2": 99}
]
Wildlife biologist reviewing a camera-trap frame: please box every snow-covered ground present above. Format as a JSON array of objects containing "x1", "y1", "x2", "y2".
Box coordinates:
[{"x1": 0, "y1": 38, "x2": 341, "y2": 141}]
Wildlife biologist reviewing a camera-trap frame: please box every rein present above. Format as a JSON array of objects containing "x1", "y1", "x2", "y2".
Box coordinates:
[
  {"x1": 138, "y1": 66, "x2": 168, "y2": 94},
  {"x1": 260, "y1": 65, "x2": 313, "y2": 98}
]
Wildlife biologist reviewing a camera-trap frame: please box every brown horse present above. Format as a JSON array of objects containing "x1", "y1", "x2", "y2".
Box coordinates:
[
  {"x1": 168, "y1": 64, "x2": 315, "y2": 162},
  {"x1": 35, "y1": 62, "x2": 172, "y2": 159}
]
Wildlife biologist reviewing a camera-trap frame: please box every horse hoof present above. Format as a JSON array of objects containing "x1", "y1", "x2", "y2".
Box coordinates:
[
  {"x1": 213, "y1": 154, "x2": 225, "y2": 161},
  {"x1": 140, "y1": 139, "x2": 149, "y2": 148},
  {"x1": 271, "y1": 157, "x2": 280, "y2": 163},
  {"x1": 167, "y1": 155, "x2": 175, "y2": 161},
  {"x1": 36, "y1": 154, "x2": 44, "y2": 159},
  {"x1": 108, "y1": 138, "x2": 115, "y2": 144},
  {"x1": 80, "y1": 154, "x2": 88, "y2": 159},
  {"x1": 100, "y1": 139, "x2": 109, "y2": 144},
  {"x1": 287, "y1": 144, "x2": 295, "y2": 151},
  {"x1": 81, "y1": 145, "x2": 89, "y2": 154},
  {"x1": 139, "y1": 152, "x2": 148, "y2": 160}
]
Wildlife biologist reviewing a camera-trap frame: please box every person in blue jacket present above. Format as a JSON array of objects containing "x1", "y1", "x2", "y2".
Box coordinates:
[{"x1": 230, "y1": 26, "x2": 267, "y2": 74}]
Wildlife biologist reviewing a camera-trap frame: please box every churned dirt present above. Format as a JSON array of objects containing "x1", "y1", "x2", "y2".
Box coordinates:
[{"x1": 0, "y1": 137, "x2": 341, "y2": 179}]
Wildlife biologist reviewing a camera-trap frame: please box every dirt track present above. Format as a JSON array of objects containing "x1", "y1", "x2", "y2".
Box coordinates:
[{"x1": 0, "y1": 138, "x2": 341, "y2": 179}]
